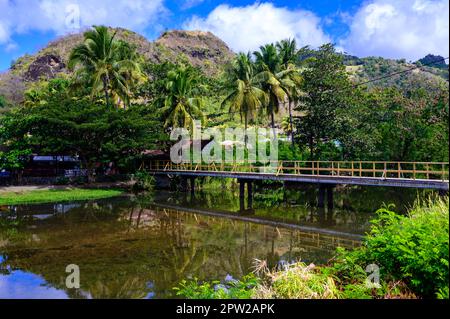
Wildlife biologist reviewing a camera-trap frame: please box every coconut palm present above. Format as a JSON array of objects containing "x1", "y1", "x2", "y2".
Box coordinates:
[
  {"x1": 160, "y1": 65, "x2": 205, "y2": 129},
  {"x1": 68, "y1": 26, "x2": 142, "y2": 109},
  {"x1": 222, "y1": 53, "x2": 267, "y2": 145},
  {"x1": 253, "y1": 44, "x2": 289, "y2": 135},
  {"x1": 277, "y1": 39, "x2": 304, "y2": 147},
  {"x1": 277, "y1": 38, "x2": 299, "y2": 67}
]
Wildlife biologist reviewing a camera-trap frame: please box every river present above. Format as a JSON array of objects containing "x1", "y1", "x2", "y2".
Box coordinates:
[{"x1": 0, "y1": 184, "x2": 429, "y2": 299}]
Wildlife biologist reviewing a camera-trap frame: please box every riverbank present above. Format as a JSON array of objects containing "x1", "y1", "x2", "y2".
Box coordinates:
[
  {"x1": 0, "y1": 186, "x2": 124, "y2": 205},
  {"x1": 175, "y1": 196, "x2": 449, "y2": 299}
]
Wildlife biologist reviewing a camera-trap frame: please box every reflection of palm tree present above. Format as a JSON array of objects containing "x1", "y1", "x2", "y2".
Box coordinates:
[
  {"x1": 89, "y1": 277, "x2": 149, "y2": 299},
  {"x1": 160, "y1": 243, "x2": 208, "y2": 286}
]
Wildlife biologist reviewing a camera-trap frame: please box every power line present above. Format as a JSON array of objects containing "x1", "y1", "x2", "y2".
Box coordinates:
[{"x1": 204, "y1": 56, "x2": 449, "y2": 119}]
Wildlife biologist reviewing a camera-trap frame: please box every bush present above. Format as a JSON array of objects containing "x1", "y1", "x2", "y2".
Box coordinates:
[
  {"x1": 55, "y1": 176, "x2": 70, "y2": 185},
  {"x1": 132, "y1": 170, "x2": 156, "y2": 192},
  {"x1": 333, "y1": 197, "x2": 449, "y2": 298},
  {"x1": 174, "y1": 274, "x2": 259, "y2": 299}
]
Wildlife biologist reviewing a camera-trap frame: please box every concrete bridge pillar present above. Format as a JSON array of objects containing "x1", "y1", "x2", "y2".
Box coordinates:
[
  {"x1": 318, "y1": 185, "x2": 334, "y2": 209},
  {"x1": 248, "y1": 181, "x2": 253, "y2": 209},
  {"x1": 327, "y1": 186, "x2": 334, "y2": 210},
  {"x1": 180, "y1": 177, "x2": 188, "y2": 192},
  {"x1": 239, "y1": 180, "x2": 245, "y2": 211},
  {"x1": 238, "y1": 179, "x2": 254, "y2": 212},
  {"x1": 318, "y1": 186, "x2": 326, "y2": 208},
  {"x1": 189, "y1": 177, "x2": 196, "y2": 198}
]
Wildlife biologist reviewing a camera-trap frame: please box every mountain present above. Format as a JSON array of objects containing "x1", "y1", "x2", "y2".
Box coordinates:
[
  {"x1": 0, "y1": 27, "x2": 448, "y2": 105},
  {"x1": 0, "y1": 28, "x2": 235, "y2": 104},
  {"x1": 343, "y1": 54, "x2": 448, "y2": 94}
]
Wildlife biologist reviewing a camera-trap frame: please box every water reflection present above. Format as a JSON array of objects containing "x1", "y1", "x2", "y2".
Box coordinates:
[{"x1": 0, "y1": 186, "x2": 424, "y2": 299}]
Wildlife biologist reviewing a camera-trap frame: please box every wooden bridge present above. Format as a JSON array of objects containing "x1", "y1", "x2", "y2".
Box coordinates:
[
  {"x1": 147, "y1": 160, "x2": 449, "y2": 210},
  {"x1": 148, "y1": 160, "x2": 449, "y2": 189}
]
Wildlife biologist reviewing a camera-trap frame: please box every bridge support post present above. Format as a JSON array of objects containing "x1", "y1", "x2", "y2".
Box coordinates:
[
  {"x1": 180, "y1": 177, "x2": 188, "y2": 192},
  {"x1": 239, "y1": 180, "x2": 245, "y2": 212},
  {"x1": 247, "y1": 181, "x2": 253, "y2": 209},
  {"x1": 318, "y1": 186, "x2": 326, "y2": 208},
  {"x1": 327, "y1": 186, "x2": 334, "y2": 210},
  {"x1": 190, "y1": 177, "x2": 195, "y2": 198}
]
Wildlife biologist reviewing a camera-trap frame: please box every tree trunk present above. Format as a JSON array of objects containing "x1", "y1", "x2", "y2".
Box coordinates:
[
  {"x1": 271, "y1": 111, "x2": 276, "y2": 139},
  {"x1": 103, "y1": 75, "x2": 110, "y2": 108},
  {"x1": 309, "y1": 136, "x2": 314, "y2": 160},
  {"x1": 288, "y1": 99, "x2": 295, "y2": 149},
  {"x1": 82, "y1": 158, "x2": 96, "y2": 184},
  {"x1": 244, "y1": 113, "x2": 248, "y2": 149}
]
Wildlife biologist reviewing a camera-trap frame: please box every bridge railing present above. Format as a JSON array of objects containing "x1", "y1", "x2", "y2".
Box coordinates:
[{"x1": 147, "y1": 160, "x2": 449, "y2": 181}]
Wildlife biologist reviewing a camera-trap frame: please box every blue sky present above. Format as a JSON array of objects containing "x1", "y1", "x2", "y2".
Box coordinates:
[{"x1": 0, "y1": 0, "x2": 449, "y2": 71}]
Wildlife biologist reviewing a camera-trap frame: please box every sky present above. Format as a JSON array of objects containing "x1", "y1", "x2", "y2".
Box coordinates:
[{"x1": 0, "y1": 0, "x2": 449, "y2": 71}]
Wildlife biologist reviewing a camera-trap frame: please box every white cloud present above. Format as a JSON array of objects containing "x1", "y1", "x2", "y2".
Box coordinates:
[
  {"x1": 4, "y1": 42, "x2": 18, "y2": 52},
  {"x1": 0, "y1": 0, "x2": 166, "y2": 46},
  {"x1": 341, "y1": 0, "x2": 449, "y2": 60},
  {"x1": 182, "y1": 0, "x2": 205, "y2": 10},
  {"x1": 183, "y1": 2, "x2": 331, "y2": 53}
]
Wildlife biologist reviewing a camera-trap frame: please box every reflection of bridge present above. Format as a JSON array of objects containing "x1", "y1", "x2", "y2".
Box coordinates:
[
  {"x1": 148, "y1": 160, "x2": 449, "y2": 210},
  {"x1": 151, "y1": 203, "x2": 361, "y2": 250}
]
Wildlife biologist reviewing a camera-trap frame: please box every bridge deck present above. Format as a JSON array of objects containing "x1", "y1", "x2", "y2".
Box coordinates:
[
  {"x1": 151, "y1": 170, "x2": 448, "y2": 190},
  {"x1": 147, "y1": 161, "x2": 449, "y2": 190}
]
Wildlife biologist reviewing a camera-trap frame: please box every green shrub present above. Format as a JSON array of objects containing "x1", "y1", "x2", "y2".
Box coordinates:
[
  {"x1": 174, "y1": 274, "x2": 259, "y2": 299},
  {"x1": 132, "y1": 170, "x2": 156, "y2": 191},
  {"x1": 337, "y1": 197, "x2": 449, "y2": 298},
  {"x1": 55, "y1": 176, "x2": 70, "y2": 185}
]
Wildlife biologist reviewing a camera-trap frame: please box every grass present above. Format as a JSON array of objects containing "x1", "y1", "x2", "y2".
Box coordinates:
[{"x1": 0, "y1": 188, "x2": 124, "y2": 205}]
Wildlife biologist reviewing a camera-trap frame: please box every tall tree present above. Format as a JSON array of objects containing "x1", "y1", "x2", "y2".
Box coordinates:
[
  {"x1": 0, "y1": 94, "x2": 164, "y2": 183},
  {"x1": 253, "y1": 44, "x2": 289, "y2": 135},
  {"x1": 296, "y1": 44, "x2": 352, "y2": 159},
  {"x1": 159, "y1": 64, "x2": 205, "y2": 129},
  {"x1": 68, "y1": 26, "x2": 142, "y2": 109},
  {"x1": 222, "y1": 53, "x2": 267, "y2": 145},
  {"x1": 276, "y1": 39, "x2": 303, "y2": 147}
]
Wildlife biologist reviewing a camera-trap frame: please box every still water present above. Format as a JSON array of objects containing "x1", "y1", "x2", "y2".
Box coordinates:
[{"x1": 0, "y1": 185, "x2": 426, "y2": 299}]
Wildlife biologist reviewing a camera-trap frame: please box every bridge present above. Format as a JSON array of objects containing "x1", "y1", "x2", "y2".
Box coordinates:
[{"x1": 147, "y1": 160, "x2": 449, "y2": 210}]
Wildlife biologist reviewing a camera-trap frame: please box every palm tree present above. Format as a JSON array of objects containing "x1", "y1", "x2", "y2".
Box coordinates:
[
  {"x1": 160, "y1": 64, "x2": 205, "y2": 129},
  {"x1": 222, "y1": 53, "x2": 267, "y2": 146},
  {"x1": 253, "y1": 44, "x2": 288, "y2": 135},
  {"x1": 277, "y1": 38, "x2": 299, "y2": 67},
  {"x1": 68, "y1": 26, "x2": 142, "y2": 109},
  {"x1": 276, "y1": 39, "x2": 303, "y2": 147}
]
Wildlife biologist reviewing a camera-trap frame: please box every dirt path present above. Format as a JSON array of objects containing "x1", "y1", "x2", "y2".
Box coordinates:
[{"x1": 0, "y1": 182, "x2": 134, "y2": 194}]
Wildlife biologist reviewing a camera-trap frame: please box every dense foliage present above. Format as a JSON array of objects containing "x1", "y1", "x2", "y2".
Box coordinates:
[
  {"x1": 0, "y1": 79, "x2": 165, "y2": 182},
  {"x1": 333, "y1": 197, "x2": 449, "y2": 298},
  {"x1": 0, "y1": 25, "x2": 448, "y2": 175}
]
